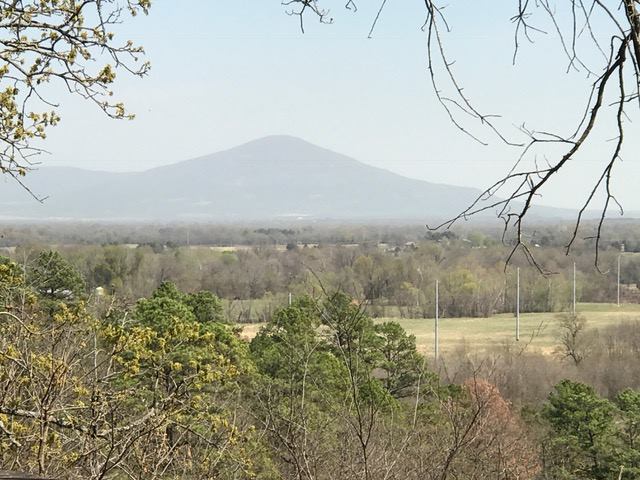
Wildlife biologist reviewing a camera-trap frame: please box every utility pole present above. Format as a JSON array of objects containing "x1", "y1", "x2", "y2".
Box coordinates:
[
  {"x1": 572, "y1": 262, "x2": 576, "y2": 315},
  {"x1": 435, "y1": 279, "x2": 439, "y2": 364},
  {"x1": 617, "y1": 254, "x2": 621, "y2": 307},
  {"x1": 516, "y1": 267, "x2": 520, "y2": 342},
  {"x1": 417, "y1": 267, "x2": 423, "y2": 308}
]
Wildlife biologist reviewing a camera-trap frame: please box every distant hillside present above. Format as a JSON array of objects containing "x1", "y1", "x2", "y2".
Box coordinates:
[{"x1": 0, "y1": 135, "x2": 574, "y2": 222}]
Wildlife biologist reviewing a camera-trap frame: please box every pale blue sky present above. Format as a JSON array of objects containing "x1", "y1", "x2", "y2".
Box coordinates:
[{"x1": 39, "y1": 1, "x2": 639, "y2": 211}]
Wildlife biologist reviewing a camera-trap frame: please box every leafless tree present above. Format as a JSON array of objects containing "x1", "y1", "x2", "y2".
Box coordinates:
[
  {"x1": 284, "y1": 0, "x2": 640, "y2": 271},
  {"x1": 556, "y1": 312, "x2": 592, "y2": 364}
]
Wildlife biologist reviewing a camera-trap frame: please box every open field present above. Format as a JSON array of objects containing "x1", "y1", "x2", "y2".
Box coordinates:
[
  {"x1": 239, "y1": 303, "x2": 640, "y2": 355},
  {"x1": 381, "y1": 303, "x2": 640, "y2": 356}
]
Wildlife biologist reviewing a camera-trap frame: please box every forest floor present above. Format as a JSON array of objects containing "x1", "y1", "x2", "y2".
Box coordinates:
[{"x1": 239, "y1": 303, "x2": 640, "y2": 355}]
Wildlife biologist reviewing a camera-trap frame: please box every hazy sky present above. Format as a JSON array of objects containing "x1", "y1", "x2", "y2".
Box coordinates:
[{"x1": 38, "y1": 1, "x2": 639, "y2": 211}]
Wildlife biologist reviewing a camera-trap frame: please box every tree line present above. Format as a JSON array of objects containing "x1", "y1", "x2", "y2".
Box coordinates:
[
  {"x1": 2, "y1": 221, "x2": 640, "y2": 252},
  {"x1": 2, "y1": 230, "x2": 638, "y2": 322}
]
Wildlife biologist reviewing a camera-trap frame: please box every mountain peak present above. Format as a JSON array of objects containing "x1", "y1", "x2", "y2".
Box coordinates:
[
  {"x1": 247, "y1": 134, "x2": 310, "y2": 144},
  {"x1": 232, "y1": 135, "x2": 325, "y2": 154}
]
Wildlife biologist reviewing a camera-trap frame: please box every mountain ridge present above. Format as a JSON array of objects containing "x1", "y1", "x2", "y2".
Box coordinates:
[{"x1": 0, "y1": 136, "x2": 575, "y2": 222}]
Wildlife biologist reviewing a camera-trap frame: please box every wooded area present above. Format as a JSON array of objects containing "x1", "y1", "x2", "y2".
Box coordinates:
[
  {"x1": 1, "y1": 248, "x2": 640, "y2": 478},
  {"x1": 1, "y1": 224, "x2": 640, "y2": 478},
  {"x1": 1, "y1": 222, "x2": 638, "y2": 322}
]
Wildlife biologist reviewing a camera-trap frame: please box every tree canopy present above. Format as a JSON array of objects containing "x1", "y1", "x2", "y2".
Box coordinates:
[{"x1": 0, "y1": 0, "x2": 150, "y2": 188}]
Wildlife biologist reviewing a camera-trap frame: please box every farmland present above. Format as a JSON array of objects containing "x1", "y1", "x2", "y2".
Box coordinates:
[{"x1": 241, "y1": 303, "x2": 640, "y2": 355}]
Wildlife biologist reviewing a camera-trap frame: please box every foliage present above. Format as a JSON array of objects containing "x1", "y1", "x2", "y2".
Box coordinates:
[
  {"x1": 616, "y1": 389, "x2": 640, "y2": 476},
  {"x1": 29, "y1": 250, "x2": 85, "y2": 300},
  {"x1": 0, "y1": 0, "x2": 150, "y2": 180},
  {"x1": 0, "y1": 261, "x2": 267, "y2": 478},
  {"x1": 543, "y1": 380, "x2": 617, "y2": 479},
  {"x1": 0, "y1": 256, "x2": 33, "y2": 308},
  {"x1": 184, "y1": 290, "x2": 225, "y2": 324},
  {"x1": 373, "y1": 321, "x2": 423, "y2": 397},
  {"x1": 249, "y1": 297, "x2": 348, "y2": 478}
]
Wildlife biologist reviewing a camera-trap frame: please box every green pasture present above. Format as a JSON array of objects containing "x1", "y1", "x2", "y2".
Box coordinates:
[
  {"x1": 239, "y1": 303, "x2": 640, "y2": 356},
  {"x1": 378, "y1": 303, "x2": 640, "y2": 355}
]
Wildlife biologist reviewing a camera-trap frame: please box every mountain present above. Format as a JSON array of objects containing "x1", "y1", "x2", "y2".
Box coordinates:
[{"x1": 0, "y1": 135, "x2": 568, "y2": 222}]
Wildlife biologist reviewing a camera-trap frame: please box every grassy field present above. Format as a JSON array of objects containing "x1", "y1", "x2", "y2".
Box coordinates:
[{"x1": 239, "y1": 303, "x2": 640, "y2": 355}]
